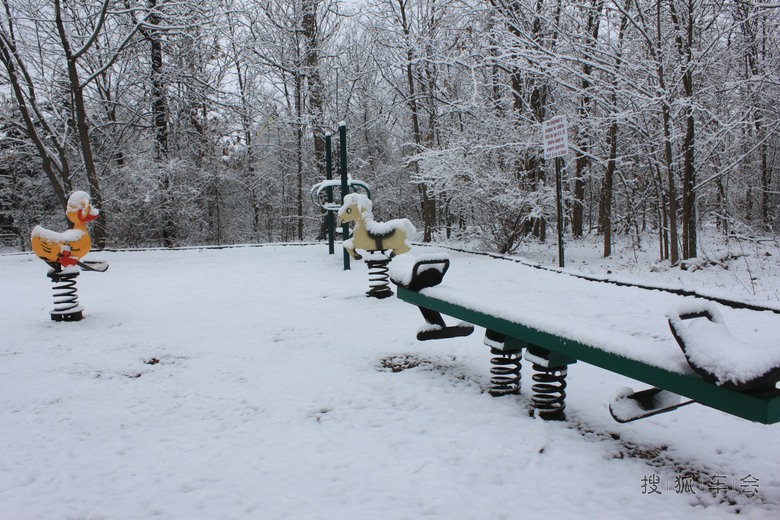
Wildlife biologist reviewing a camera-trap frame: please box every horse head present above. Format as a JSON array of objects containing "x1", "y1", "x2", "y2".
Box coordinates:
[{"x1": 338, "y1": 193, "x2": 373, "y2": 225}]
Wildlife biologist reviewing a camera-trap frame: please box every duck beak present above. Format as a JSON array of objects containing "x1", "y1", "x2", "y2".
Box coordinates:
[{"x1": 79, "y1": 208, "x2": 100, "y2": 223}]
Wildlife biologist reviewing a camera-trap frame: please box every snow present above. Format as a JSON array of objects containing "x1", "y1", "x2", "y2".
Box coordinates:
[
  {"x1": 1, "y1": 244, "x2": 779, "y2": 519},
  {"x1": 30, "y1": 225, "x2": 84, "y2": 244},
  {"x1": 609, "y1": 388, "x2": 684, "y2": 423},
  {"x1": 388, "y1": 252, "x2": 450, "y2": 287},
  {"x1": 66, "y1": 191, "x2": 98, "y2": 216}
]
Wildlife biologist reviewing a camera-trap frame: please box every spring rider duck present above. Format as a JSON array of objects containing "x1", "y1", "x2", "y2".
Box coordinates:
[{"x1": 31, "y1": 191, "x2": 107, "y2": 321}]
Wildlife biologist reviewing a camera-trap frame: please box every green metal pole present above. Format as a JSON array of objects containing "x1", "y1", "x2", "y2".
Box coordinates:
[
  {"x1": 325, "y1": 132, "x2": 335, "y2": 255},
  {"x1": 339, "y1": 122, "x2": 350, "y2": 270}
]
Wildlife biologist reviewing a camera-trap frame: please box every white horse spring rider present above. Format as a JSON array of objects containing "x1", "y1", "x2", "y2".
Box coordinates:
[{"x1": 338, "y1": 193, "x2": 415, "y2": 260}]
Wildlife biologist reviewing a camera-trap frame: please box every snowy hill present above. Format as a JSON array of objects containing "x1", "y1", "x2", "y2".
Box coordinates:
[{"x1": 1, "y1": 243, "x2": 778, "y2": 519}]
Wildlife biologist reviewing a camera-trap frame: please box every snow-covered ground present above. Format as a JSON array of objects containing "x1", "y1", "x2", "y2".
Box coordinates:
[{"x1": 1, "y1": 240, "x2": 779, "y2": 519}]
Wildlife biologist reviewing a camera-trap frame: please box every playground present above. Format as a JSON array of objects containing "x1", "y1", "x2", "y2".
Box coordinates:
[{"x1": 1, "y1": 242, "x2": 779, "y2": 519}]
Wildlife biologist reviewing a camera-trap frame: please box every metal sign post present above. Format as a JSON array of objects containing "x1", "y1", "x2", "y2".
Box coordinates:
[{"x1": 543, "y1": 116, "x2": 568, "y2": 268}]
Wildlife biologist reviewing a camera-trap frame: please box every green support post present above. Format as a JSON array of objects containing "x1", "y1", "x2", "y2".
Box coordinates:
[
  {"x1": 325, "y1": 133, "x2": 335, "y2": 255},
  {"x1": 339, "y1": 122, "x2": 350, "y2": 270}
]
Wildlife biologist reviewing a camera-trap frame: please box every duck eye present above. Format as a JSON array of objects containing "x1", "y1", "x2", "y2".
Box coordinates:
[{"x1": 346, "y1": 208, "x2": 352, "y2": 214}]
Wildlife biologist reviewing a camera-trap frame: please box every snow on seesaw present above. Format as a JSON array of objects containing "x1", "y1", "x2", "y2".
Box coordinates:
[{"x1": 1, "y1": 244, "x2": 778, "y2": 519}]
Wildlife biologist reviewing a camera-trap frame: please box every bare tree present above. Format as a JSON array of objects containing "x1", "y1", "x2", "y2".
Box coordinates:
[{"x1": 0, "y1": 0, "x2": 144, "y2": 246}]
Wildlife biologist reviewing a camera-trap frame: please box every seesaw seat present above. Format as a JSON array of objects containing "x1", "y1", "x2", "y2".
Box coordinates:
[{"x1": 668, "y1": 304, "x2": 780, "y2": 393}]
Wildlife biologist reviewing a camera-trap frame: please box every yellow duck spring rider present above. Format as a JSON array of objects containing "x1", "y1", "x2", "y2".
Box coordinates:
[{"x1": 31, "y1": 191, "x2": 107, "y2": 321}]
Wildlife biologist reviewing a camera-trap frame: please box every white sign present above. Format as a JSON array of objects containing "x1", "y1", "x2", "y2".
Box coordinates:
[{"x1": 542, "y1": 116, "x2": 568, "y2": 160}]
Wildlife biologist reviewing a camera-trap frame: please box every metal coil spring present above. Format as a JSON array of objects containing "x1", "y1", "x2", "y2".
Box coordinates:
[
  {"x1": 365, "y1": 256, "x2": 393, "y2": 299},
  {"x1": 530, "y1": 364, "x2": 567, "y2": 420},
  {"x1": 47, "y1": 269, "x2": 82, "y2": 320},
  {"x1": 488, "y1": 348, "x2": 522, "y2": 396}
]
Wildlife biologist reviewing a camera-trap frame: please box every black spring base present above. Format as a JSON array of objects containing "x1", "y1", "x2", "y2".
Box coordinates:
[
  {"x1": 47, "y1": 268, "x2": 84, "y2": 321},
  {"x1": 488, "y1": 348, "x2": 522, "y2": 396},
  {"x1": 530, "y1": 363, "x2": 567, "y2": 421},
  {"x1": 365, "y1": 254, "x2": 393, "y2": 299},
  {"x1": 50, "y1": 309, "x2": 83, "y2": 322}
]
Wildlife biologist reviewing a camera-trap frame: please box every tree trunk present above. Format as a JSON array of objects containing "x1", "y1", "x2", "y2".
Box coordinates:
[
  {"x1": 573, "y1": 0, "x2": 604, "y2": 239},
  {"x1": 149, "y1": 9, "x2": 168, "y2": 160},
  {"x1": 671, "y1": 0, "x2": 696, "y2": 260},
  {"x1": 397, "y1": 0, "x2": 433, "y2": 242},
  {"x1": 599, "y1": 119, "x2": 618, "y2": 257},
  {"x1": 598, "y1": 0, "x2": 629, "y2": 257},
  {"x1": 760, "y1": 138, "x2": 770, "y2": 229},
  {"x1": 54, "y1": 0, "x2": 106, "y2": 246},
  {"x1": 296, "y1": 73, "x2": 304, "y2": 241},
  {"x1": 0, "y1": 27, "x2": 70, "y2": 207},
  {"x1": 302, "y1": 0, "x2": 325, "y2": 176},
  {"x1": 681, "y1": 107, "x2": 696, "y2": 259},
  {"x1": 143, "y1": 0, "x2": 175, "y2": 247},
  {"x1": 654, "y1": 1, "x2": 679, "y2": 265}
]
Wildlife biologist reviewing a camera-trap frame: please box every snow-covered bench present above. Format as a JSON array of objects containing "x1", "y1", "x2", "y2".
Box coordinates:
[{"x1": 390, "y1": 255, "x2": 780, "y2": 424}]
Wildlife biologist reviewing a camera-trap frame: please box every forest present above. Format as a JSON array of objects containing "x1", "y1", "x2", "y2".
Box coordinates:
[{"x1": 1, "y1": 0, "x2": 778, "y2": 263}]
